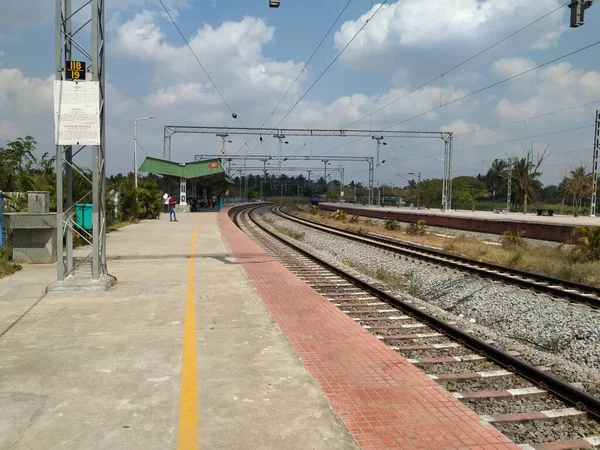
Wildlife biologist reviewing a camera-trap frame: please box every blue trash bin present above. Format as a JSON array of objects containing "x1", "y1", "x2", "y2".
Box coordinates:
[{"x1": 75, "y1": 204, "x2": 93, "y2": 231}]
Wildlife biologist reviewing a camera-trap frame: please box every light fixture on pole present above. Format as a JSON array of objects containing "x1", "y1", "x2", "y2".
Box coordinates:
[
  {"x1": 216, "y1": 133, "x2": 233, "y2": 155},
  {"x1": 273, "y1": 133, "x2": 288, "y2": 169},
  {"x1": 269, "y1": 0, "x2": 281, "y2": 7},
  {"x1": 371, "y1": 136, "x2": 386, "y2": 206},
  {"x1": 134, "y1": 116, "x2": 155, "y2": 189}
]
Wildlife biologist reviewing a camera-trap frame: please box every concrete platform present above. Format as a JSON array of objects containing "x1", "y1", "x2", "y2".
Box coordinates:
[
  {"x1": 320, "y1": 203, "x2": 600, "y2": 242},
  {"x1": 0, "y1": 212, "x2": 357, "y2": 449}
]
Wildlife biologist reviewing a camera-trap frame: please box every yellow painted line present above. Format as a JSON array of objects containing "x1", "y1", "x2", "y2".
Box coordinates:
[{"x1": 177, "y1": 223, "x2": 199, "y2": 449}]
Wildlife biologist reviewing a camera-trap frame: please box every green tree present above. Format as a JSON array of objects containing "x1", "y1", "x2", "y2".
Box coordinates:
[
  {"x1": 511, "y1": 147, "x2": 547, "y2": 214},
  {"x1": 0, "y1": 136, "x2": 37, "y2": 191},
  {"x1": 559, "y1": 166, "x2": 593, "y2": 217},
  {"x1": 452, "y1": 176, "x2": 489, "y2": 210},
  {"x1": 486, "y1": 159, "x2": 508, "y2": 207}
]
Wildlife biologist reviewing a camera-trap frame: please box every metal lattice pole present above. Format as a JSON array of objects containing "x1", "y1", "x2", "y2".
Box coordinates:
[
  {"x1": 507, "y1": 158, "x2": 513, "y2": 211},
  {"x1": 591, "y1": 110, "x2": 600, "y2": 217},
  {"x1": 55, "y1": 0, "x2": 106, "y2": 282}
]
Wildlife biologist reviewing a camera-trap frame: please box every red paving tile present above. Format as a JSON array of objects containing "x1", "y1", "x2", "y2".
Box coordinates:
[{"x1": 218, "y1": 211, "x2": 519, "y2": 450}]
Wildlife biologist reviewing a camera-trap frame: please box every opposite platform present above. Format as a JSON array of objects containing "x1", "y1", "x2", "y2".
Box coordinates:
[{"x1": 219, "y1": 208, "x2": 519, "y2": 450}]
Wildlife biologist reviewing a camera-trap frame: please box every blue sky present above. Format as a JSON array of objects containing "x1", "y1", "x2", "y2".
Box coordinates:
[{"x1": 1, "y1": 0, "x2": 600, "y2": 186}]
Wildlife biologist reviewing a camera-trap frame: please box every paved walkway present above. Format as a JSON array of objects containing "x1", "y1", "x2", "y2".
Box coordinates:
[
  {"x1": 0, "y1": 212, "x2": 357, "y2": 449},
  {"x1": 219, "y1": 210, "x2": 518, "y2": 450}
]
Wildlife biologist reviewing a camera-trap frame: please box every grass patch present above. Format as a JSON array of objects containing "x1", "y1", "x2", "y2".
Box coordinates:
[
  {"x1": 276, "y1": 226, "x2": 305, "y2": 241},
  {"x1": 501, "y1": 230, "x2": 527, "y2": 249},
  {"x1": 344, "y1": 259, "x2": 423, "y2": 297},
  {"x1": 0, "y1": 244, "x2": 22, "y2": 279},
  {"x1": 108, "y1": 221, "x2": 135, "y2": 232},
  {"x1": 384, "y1": 218, "x2": 399, "y2": 231},
  {"x1": 331, "y1": 210, "x2": 348, "y2": 222}
]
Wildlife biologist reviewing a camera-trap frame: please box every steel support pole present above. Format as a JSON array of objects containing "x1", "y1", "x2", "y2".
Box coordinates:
[
  {"x1": 91, "y1": 0, "x2": 100, "y2": 280},
  {"x1": 368, "y1": 160, "x2": 374, "y2": 206},
  {"x1": 100, "y1": 0, "x2": 107, "y2": 273},
  {"x1": 64, "y1": 0, "x2": 74, "y2": 275},
  {"x1": 442, "y1": 141, "x2": 448, "y2": 211},
  {"x1": 591, "y1": 110, "x2": 600, "y2": 217},
  {"x1": 134, "y1": 119, "x2": 138, "y2": 188},
  {"x1": 507, "y1": 158, "x2": 512, "y2": 211},
  {"x1": 55, "y1": 0, "x2": 65, "y2": 281},
  {"x1": 447, "y1": 135, "x2": 453, "y2": 211}
]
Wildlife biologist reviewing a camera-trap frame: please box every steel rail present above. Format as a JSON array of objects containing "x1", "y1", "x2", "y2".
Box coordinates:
[
  {"x1": 274, "y1": 206, "x2": 600, "y2": 309},
  {"x1": 229, "y1": 203, "x2": 600, "y2": 421}
]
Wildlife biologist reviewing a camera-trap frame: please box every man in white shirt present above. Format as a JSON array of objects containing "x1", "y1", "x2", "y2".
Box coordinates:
[{"x1": 163, "y1": 193, "x2": 169, "y2": 214}]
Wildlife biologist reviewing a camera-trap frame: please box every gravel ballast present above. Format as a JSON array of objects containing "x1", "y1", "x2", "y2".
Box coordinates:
[{"x1": 257, "y1": 208, "x2": 600, "y2": 394}]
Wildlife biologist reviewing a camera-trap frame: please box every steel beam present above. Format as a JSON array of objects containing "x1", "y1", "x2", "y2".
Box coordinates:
[{"x1": 166, "y1": 125, "x2": 451, "y2": 140}]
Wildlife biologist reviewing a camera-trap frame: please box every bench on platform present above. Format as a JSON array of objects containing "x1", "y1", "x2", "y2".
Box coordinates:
[{"x1": 536, "y1": 209, "x2": 554, "y2": 216}]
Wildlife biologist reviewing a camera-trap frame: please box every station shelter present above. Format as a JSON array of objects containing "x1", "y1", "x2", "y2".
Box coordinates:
[{"x1": 139, "y1": 156, "x2": 234, "y2": 205}]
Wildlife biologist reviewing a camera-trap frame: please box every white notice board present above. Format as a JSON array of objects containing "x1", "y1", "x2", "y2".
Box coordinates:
[{"x1": 54, "y1": 80, "x2": 100, "y2": 146}]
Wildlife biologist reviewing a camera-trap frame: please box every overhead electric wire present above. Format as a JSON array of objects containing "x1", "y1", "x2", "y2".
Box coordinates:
[
  {"x1": 317, "y1": 37, "x2": 600, "y2": 161},
  {"x1": 288, "y1": 1, "x2": 571, "y2": 161},
  {"x1": 388, "y1": 98, "x2": 600, "y2": 154},
  {"x1": 157, "y1": 0, "x2": 242, "y2": 123},
  {"x1": 246, "y1": 0, "x2": 390, "y2": 158},
  {"x1": 342, "y1": 1, "x2": 571, "y2": 130},
  {"x1": 233, "y1": 0, "x2": 354, "y2": 156}
]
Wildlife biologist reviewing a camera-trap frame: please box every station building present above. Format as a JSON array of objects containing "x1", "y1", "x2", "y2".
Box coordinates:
[{"x1": 139, "y1": 156, "x2": 234, "y2": 205}]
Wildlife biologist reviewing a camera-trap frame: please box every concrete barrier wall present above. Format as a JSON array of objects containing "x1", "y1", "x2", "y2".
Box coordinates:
[{"x1": 318, "y1": 204, "x2": 575, "y2": 242}]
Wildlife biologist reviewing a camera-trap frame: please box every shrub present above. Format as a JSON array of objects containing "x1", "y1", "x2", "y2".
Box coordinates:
[
  {"x1": 571, "y1": 226, "x2": 600, "y2": 262},
  {"x1": 362, "y1": 218, "x2": 374, "y2": 226},
  {"x1": 332, "y1": 209, "x2": 348, "y2": 221},
  {"x1": 507, "y1": 249, "x2": 524, "y2": 267},
  {"x1": 384, "y1": 218, "x2": 399, "y2": 230},
  {"x1": 501, "y1": 230, "x2": 527, "y2": 249},
  {"x1": 310, "y1": 205, "x2": 320, "y2": 215},
  {"x1": 349, "y1": 214, "x2": 360, "y2": 224},
  {"x1": 407, "y1": 220, "x2": 427, "y2": 235}
]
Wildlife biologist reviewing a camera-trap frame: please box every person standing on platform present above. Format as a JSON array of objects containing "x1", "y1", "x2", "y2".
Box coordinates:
[
  {"x1": 169, "y1": 193, "x2": 177, "y2": 222},
  {"x1": 218, "y1": 195, "x2": 223, "y2": 211},
  {"x1": 211, "y1": 194, "x2": 217, "y2": 210},
  {"x1": 163, "y1": 193, "x2": 169, "y2": 214}
]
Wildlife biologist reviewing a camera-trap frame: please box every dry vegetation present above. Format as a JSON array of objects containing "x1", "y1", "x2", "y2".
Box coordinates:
[{"x1": 294, "y1": 209, "x2": 600, "y2": 287}]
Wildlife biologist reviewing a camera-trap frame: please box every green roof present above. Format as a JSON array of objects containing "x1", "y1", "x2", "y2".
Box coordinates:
[{"x1": 139, "y1": 156, "x2": 225, "y2": 179}]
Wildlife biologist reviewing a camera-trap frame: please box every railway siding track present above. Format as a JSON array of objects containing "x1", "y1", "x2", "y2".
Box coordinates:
[
  {"x1": 230, "y1": 204, "x2": 600, "y2": 449},
  {"x1": 275, "y1": 206, "x2": 600, "y2": 309}
]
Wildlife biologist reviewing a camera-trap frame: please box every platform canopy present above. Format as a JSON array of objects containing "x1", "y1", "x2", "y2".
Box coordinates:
[{"x1": 140, "y1": 156, "x2": 234, "y2": 184}]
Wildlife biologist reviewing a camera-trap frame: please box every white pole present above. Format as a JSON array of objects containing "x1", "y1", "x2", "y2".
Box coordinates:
[
  {"x1": 134, "y1": 116, "x2": 155, "y2": 190},
  {"x1": 134, "y1": 119, "x2": 138, "y2": 189}
]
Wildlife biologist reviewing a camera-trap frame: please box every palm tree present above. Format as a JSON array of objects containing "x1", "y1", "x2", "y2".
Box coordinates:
[
  {"x1": 571, "y1": 226, "x2": 600, "y2": 261},
  {"x1": 559, "y1": 166, "x2": 593, "y2": 217},
  {"x1": 486, "y1": 159, "x2": 508, "y2": 207},
  {"x1": 511, "y1": 147, "x2": 547, "y2": 214}
]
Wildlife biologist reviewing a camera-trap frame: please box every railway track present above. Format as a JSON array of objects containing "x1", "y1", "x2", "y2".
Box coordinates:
[
  {"x1": 273, "y1": 206, "x2": 600, "y2": 309},
  {"x1": 231, "y1": 204, "x2": 600, "y2": 449}
]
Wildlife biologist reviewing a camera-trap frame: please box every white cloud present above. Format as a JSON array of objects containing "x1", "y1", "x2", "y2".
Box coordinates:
[
  {"x1": 0, "y1": 69, "x2": 53, "y2": 117},
  {"x1": 334, "y1": 0, "x2": 565, "y2": 70},
  {"x1": 493, "y1": 59, "x2": 600, "y2": 120},
  {"x1": 491, "y1": 57, "x2": 537, "y2": 78},
  {"x1": 112, "y1": 13, "x2": 307, "y2": 118}
]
